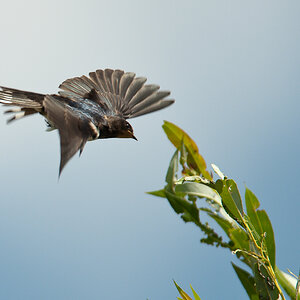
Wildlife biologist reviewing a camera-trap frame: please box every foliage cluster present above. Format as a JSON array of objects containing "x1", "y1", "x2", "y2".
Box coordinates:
[{"x1": 149, "y1": 121, "x2": 299, "y2": 300}]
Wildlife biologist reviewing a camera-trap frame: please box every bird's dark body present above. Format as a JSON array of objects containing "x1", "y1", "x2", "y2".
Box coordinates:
[
  {"x1": 48, "y1": 95, "x2": 109, "y2": 137},
  {"x1": 0, "y1": 68, "x2": 174, "y2": 175}
]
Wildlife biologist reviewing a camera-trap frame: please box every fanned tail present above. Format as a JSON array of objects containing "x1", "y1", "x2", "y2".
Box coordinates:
[{"x1": 0, "y1": 86, "x2": 45, "y2": 123}]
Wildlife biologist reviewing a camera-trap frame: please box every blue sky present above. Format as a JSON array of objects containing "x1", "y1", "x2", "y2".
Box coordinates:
[{"x1": 0, "y1": 1, "x2": 299, "y2": 299}]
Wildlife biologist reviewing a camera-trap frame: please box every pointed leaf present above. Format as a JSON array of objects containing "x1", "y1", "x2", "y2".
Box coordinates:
[
  {"x1": 231, "y1": 262, "x2": 259, "y2": 300},
  {"x1": 147, "y1": 189, "x2": 166, "y2": 198},
  {"x1": 162, "y1": 121, "x2": 212, "y2": 180},
  {"x1": 257, "y1": 210, "x2": 276, "y2": 269},
  {"x1": 245, "y1": 188, "x2": 263, "y2": 235},
  {"x1": 166, "y1": 149, "x2": 179, "y2": 186},
  {"x1": 220, "y1": 179, "x2": 244, "y2": 226},
  {"x1": 211, "y1": 164, "x2": 225, "y2": 180},
  {"x1": 174, "y1": 281, "x2": 193, "y2": 300},
  {"x1": 245, "y1": 188, "x2": 276, "y2": 269},
  {"x1": 190, "y1": 285, "x2": 201, "y2": 300}
]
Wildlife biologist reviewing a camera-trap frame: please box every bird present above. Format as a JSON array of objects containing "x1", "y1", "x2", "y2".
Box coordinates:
[{"x1": 0, "y1": 68, "x2": 174, "y2": 175}]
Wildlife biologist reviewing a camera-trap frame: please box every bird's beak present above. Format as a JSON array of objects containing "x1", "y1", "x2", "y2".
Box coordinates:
[{"x1": 128, "y1": 130, "x2": 138, "y2": 141}]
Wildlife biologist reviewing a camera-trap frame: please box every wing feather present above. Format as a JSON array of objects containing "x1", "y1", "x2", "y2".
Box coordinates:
[
  {"x1": 104, "y1": 69, "x2": 114, "y2": 93},
  {"x1": 128, "y1": 84, "x2": 160, "y2": 107},
  {"x1": 95, "y1": 69, "x2": 109, "y2": 92},
  {"x1": 119, "y1": 72, "x2": 135, "y2": 98},
  {"x1": 58, "y1": 68, "x2": 174, "y2": 119},
  {"x1": 124, "y1": 77, "x2": 147, "y2": 103},
  {"x1": 130, "y1": 99, "x2": 175, "y2": 118},
  {"x1": 111, "y1": 70, "x2": 124, "y2": 95},
  {"x1": 43, "y1": 95, "x2": 93, "y2": 175}
]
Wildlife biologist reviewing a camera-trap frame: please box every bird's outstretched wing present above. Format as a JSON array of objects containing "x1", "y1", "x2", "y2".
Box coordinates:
[
  {"x1": 43, "y1": 95, "x2": 96, "y2": 176},
  {"x1": 58, "y1": 69, "x2": 174, "y2": 119}
]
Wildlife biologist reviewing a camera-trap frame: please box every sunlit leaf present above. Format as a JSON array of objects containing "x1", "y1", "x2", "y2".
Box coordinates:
[
  {"x1": 162, "y1": 121, "x2": 212, "y2": 180},
  {"x1": 175, "y1": 182, "x2": 221, "y2": 205},
  {"x1": 163, "y1": 121, "x2": 198, "y2": 154},
  {"x1": 147, "y1": 189, "x2": 166, "y2": 198},
  {"x1": 174, "y1": 281, "x2": 193, "y2": 300},
  {"x1": 190, "y1": 285, "x2": 201, "y2": 300},
  {"x1": 231, "y1": 262, "x2": 259, "y2": 300},
  {"x1": 211, "y1": 164, "x2": 225, "y2": 180},
  {"x1": 175, "y1": 175, "x2": 209, "y2": 184}
]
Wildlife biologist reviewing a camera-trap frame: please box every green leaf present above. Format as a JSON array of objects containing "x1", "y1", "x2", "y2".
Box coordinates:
[
  {"x1": 252, "y1": 263, "x2": 279, "y2": 300},
  {"x1": 190, "y1": 285, "x2": 201, "y2": 300},
  {"x1": 175, "y1": 182, "x2": 221, "y2": 205},
  {"x1": 208, "y1": 213, "x2": 233, "y2": 238},
  {"x1": 275, "y1": 267, "x2": 300, "y2": 300},
  {"x1": 231, "y1": 262, "x2": 259, "y2": 300},
  {"x1": 243, "y1": 215, "x2": 262, "y2": 249},
  {"x1": 164, "y1": 188, "x2": 185, "y2": 215},
  {"x1": 207, "y1": 213, "x2": 244, "y2": 251},
  {"x1": 249, "y1": 242, "x2": 279, "y2": 300},
  {"x1": 229, "y1": 227, "x2": 250, "y2": 252},
  {"x1": 166, "y1": 149, "x2": 179, "y2": 187},
  {"x1": 180, "y1": 139, "x2": 188, "y2": 167},
  {"x1": 256, "y1": 210, "x2": 276, "y2": 270},
  {"x1": 165, "y1": 188, "x2": 200, "y2": 224},
  {"x1": 245, "y1": 188, "x2": 276, "y2": 269},
  {"x1": 162, "y1": 121, "x2": 212, "y2": 180},
  {"x1": 162, "y1": 121, "x2": 198, "y2": 155},
  {"x1": 220, "y1": 179, "x2": 244, "y2": 226},
  {"x1": 245, "y1": 188, "x2": 263, "y2": 235},
  {"x1": 173, "y1": 281, "x2": 193, "y2": 300},
  {"x1": 147, "y1": 189, "x2": 166, "y2": 198}
]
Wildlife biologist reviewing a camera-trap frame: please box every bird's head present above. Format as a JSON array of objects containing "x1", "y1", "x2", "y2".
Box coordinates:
[
  {"x1": 101, "y1": 116, "x2": 137, "y2": 140},
  {"x1": 115, "y1": 118, "x2": 137, "y2": 140}
]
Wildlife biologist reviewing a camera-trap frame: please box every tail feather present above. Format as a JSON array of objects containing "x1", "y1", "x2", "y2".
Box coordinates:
[
  {"x1": 0, "y1": 86, "x2": 45, "y2": 122},
  {"x1": 4, "y1": 107, "x2": 39, "y2": 123}
]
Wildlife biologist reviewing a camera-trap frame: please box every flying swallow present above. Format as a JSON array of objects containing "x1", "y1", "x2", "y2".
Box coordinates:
[{"x1": 0, "y1": 69, "x2": 174, "y2": 175}]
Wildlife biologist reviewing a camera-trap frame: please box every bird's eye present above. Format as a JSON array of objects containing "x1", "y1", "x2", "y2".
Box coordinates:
[{"x1": 126, "y1": 122, "x2": 131, "y2": 130}]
